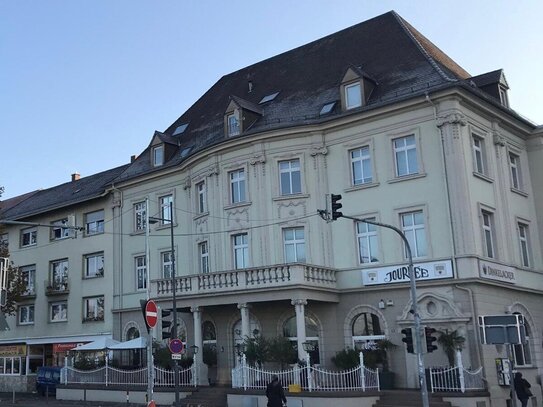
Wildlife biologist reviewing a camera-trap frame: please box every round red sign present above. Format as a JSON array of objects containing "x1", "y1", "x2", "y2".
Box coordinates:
[
  {"x1": 169, "y1": 338, "x2": 184, "y2": 354},
  {"x1": 147, "y1": 400, "x2": 156, "y2": 407},
  {"x1": 145, "y1": 300, "x2": 158, "y2": 328}
]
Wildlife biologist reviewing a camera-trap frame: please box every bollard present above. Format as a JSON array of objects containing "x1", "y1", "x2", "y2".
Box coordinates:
[
  {"x1": 12, "y1": 389, "x2": 15, "y2": 404},
  {"x1": 126, "y1": 389, "x2": 129, "y2": 404}
]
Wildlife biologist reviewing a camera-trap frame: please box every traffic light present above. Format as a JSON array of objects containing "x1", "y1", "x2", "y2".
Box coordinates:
[
  {"x1": 161, "y1": 309, "x2": 172, "y2": 340},
  {"x1": 425, "y1": 327, "x2": 438, "y2": 353},
  {"x1": 401, "y1": 328, "x2": 414, "y2": 353},
  {"x1": 330, "y1": 194, "x2": 343, "y2": 220}
]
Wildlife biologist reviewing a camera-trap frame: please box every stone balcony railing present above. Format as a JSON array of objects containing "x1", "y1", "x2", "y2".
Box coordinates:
[{"x1": 153, "y1": 263, "x2": 337, "y2": 298}]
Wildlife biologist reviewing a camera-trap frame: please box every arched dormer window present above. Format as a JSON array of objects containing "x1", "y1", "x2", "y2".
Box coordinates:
[{"x1": 224, "y1": 96, "x2": 262, "y2": 137}]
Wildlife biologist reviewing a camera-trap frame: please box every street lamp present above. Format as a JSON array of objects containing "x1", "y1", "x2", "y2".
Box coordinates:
[{"x1": 148, "y1": 201, "x2": 180, "y2": 406}]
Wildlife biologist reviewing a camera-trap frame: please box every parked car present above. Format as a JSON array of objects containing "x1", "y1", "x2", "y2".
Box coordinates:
[{"x1": 36, "y1": 366, "x2": 62, "y2": 396}]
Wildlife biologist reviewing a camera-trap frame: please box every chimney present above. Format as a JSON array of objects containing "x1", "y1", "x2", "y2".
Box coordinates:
[
  {"x1": 71, "y1": 172, "x2": 80, "y2": 182},
  {"x1": 131, "y1": 155, "x2": 138, "y2": 163},
  {"x1": 248, "y1": 80, "x2": 253, "y2": 93}
]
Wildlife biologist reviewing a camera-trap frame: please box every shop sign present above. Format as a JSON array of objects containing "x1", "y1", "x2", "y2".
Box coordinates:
[
  {"x1": 53, "y1": 343, "x2": 85, "y2": 353},
  {"x1": 0, "y1": 344, "x2": 27, "y2": 356},
  {"x1": 479, "y1": 261, "x2": 516, "y2": 284},
  {"x1": 362, "y1": 260, "x2": 453, "y2": 286}
]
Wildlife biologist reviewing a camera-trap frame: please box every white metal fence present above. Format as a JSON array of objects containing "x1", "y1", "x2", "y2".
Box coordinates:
[
  {"x1": 429, "y1": 366, "x2": 485, "y2": 393},
  {"x1": 62, "y1": 364, "x2": 195, "y2": 387},
  {"x1": 231, "y1": 352, "x2": 379, "y2": 392}
]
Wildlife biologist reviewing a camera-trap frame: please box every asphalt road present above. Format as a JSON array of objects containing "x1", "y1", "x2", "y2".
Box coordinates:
[{"x1": 0, "y1": 392, "x2": 149, "y2": 407}]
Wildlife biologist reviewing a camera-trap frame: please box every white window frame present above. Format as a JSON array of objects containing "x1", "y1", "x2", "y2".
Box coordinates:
[
  {"x1": 199, "y1": 241, "x2": 209, "y2": 274},
  {"x1": 18, "y1": 304, "x2": 34, "y2": 325},
  {"x1": 50, "y1": 301, "x2": 68, "y2": 322},
  {"x1": 393, "y1": 135, "x2": 418, "y2": 177},
  {"x1": 232, "y1": 233, "x2": 249, "y2": 269},
  {"x1": 227, "y1": 112, "x2": 240, "y2": 136},
  {"x1": 512, "y1": 315, "x2": 532, "y2": 366},
  {"x1": 83, "y1": 296, "x2": 104, "y2": 321},
  {"x1": 0, "y1": 357, "x2": 22, "y2": 375},
  {"x1": 230, "y1": 169, "x2": 246, "y2": 204},
  {"x1": 400, "y1": 210, "x2": 427, "y2": 259},
  {"x1": 356, "y1": 219, "x2": 379, "y2": 264},
  {"x1": 518, "y1": 222, "x2": 531, "y2": 268},
  {"x1": 345, "y1": 82, "x2": 362, "y2": 110},
  {"x1": 50, "y1": 259, "x2": 68, "y2": 289},
  {"x1": 509, "y1": 152, "x2": 522, "y2": 190},
  {"x1": 481, "y1": 210, "x2": 495, "y2": 258},
  {"x1": 135, "y1": 256, "x2": 147, "y2": 291},
  {"x1": 51, "y1": 218, "x2": 70, "y2": 240},
  {"x1": 21, "y1": 227, "x2": 37, "y2": 247},
  {"x1": 85, "y1": 252, "x2": 104, "y2": 278},
  {"x1": 283, "y1": 227, "x2": 306, "y2": 263},
  {"x1": 196, "y1": 181, "x2": 207, "y2": 214},
  {"x1": 85, "y1": 210, "x2": 104, "y2": 235},
  {"x1": 161, "y1": 251, "x2": 173, "y2": 279},
  {"x1": 152, "y1": 145, "x2": 164, "y2": 166},
  {"x1": 350, "y1": 146, "x2": 373, "y2": 185},
  {"x1": 279, "y1": 159, "x2": 302, "y2": 196},
  {"x1": 134, "y1": 201, "x2": 147, "y2": 232},
  {"x1": 20, "y1": 265, "x2": 36, "y2": 296},
  {"x1": 472, "y1": 134, "x2": 487, "y2": 175},
  {"x1": 159, "y1": 195, "x2": 173, "y2": 224}
]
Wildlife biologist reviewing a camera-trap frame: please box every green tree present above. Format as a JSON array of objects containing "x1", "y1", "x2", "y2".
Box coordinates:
[
  {"x1": 268, "y1": 337, "x2": 297, "y2": 369},
  {"x1": 243, "y1": 335, "x2": 270, "y2": 367},
  {"x1": 0, "y1": 221, "x2": 26, "y2": 316},
  {"x1": 437, "y1": 329, "x2": 465, "y2": 366}
]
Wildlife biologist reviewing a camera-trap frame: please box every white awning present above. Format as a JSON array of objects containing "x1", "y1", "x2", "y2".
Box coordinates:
[
  {"x1": 71, "y1": 337, "x2": 120, "y2": 351},
  {"x1": 0, "y1": 334, "x2": 112, "y2": 345},
  {"x1": 108, "y1": 337, "x2": 147, "y2": 350}
]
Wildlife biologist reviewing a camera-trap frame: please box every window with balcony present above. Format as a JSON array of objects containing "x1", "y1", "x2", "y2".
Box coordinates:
[
  {"x1": 394, "y1": 135, "x2": 418, "y2": 177},
  {"x1": 83, "y1": 296, "x2": 104, "y2": 322},
  {"x1": 159, "y1": 195, "x2": 173, "y2": 224},
  {"x1": 279, "y1": 159, "x2": 301, "y2": 196},
  {"x1": 18, "y1": 305, "x2": 34, "y2": 325},
  {"x1": 20, "y1": 227, "x2": 37, "y2": 247},
  {"x1": 161, "y1": 251, "x2": 173, "y2": 279},
  {"x1": 350, "y1": 146, "x2": 372, "y2": 185},
  {"x1": 196, "y1": 181, "x2": 207, "y2": 214},
  {"x1": 20, "y1": 265, "x2": 36, "y2": 296},
  {"x1": 134, "y1": 201, "x2": 147, "y2": 232},
  {"x1": 518, "y1": 223, "x2": 531, "y2": 267},
  {"x1": 283, "y1": 227, "x2": 306, "y2": 263},
  {"x1": 51, "y1": 218, "x2": 70, "y2": 240},
  {"x1": 356, "y1": 219, "x2": 379, "y2": 264},
  {"x1": 509, "y1": 152, "x2": 523, "y2": 191},
  {"x1": 481, "y1": 210, "x2": 495, "y2": 258},
  {"x1": 472, "y1": 135, "x2": 487, "y2": 176},
  {"x1": 85, "y1": 210, "x2": 104, "y2": 235},
  {"x1": 84, "y1": 253, "x2": 104, "y2": 278},
  {"x1": 199, "y1": 241, "x2": 209, "y2": 274},
  {"x1": 50, "y1": 259, "x2": 68, "y2": 291},
  {"x1": 135, "y1": 256, "x2": 147, "y2": 290},
  {"x1": 50, "y1": 301, "x2": 67, "y2": 322},
  {"x1": 400, "y1": 211, "x2": 427, "y2": 258},
  {"x1": 232, "y1": 233, "x2": 249, "y2": 269},
  {"x1": 230, "y1": 169, "x2": 246, "y2": 204}
]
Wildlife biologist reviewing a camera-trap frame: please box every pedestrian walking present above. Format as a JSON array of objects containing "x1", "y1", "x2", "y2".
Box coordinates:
[
  {"x1": 266, "y1": 374, "x2": 287, "y2": 407},
  {"x1": 514, "y1": 372, "x2": 532, "y2": 407}
]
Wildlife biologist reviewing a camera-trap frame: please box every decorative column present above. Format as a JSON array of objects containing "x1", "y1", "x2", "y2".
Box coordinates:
[
  {"x1": 292, "y1": 299, "x2": 308, "y2": 360},
  {"x1": 238, "y1": 303, "x2": 251, "y2": 339},
  {"x1": 191, "y1": 306, "x2": 208, "y2": 385}
]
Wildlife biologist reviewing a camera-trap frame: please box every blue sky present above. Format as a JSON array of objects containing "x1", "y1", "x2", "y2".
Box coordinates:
[{"x1": 1, "y1": 1, "x2": 542, "y2": 200}]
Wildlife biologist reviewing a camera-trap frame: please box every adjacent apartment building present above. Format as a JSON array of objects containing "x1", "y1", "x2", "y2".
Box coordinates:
[{"x1": 1, "y1": 11, "x2": 542, "y2": 405}]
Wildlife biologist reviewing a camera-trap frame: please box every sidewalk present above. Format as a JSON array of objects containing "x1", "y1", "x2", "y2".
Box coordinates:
[{"x1": 0, "y1": 392, "x2": 149, "y2": 407}]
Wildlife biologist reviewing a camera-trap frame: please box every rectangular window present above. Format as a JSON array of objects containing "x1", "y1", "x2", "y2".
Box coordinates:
[
  {"x1": 85, "y1": 210, "x2": 104, "y2": 235},
  {"x1": 227, "y1": 113, "x2": 240, "y2": 136},
  {"x1": 199, "y1": 242, "x2": 209, "y2": 274},
  {"x1": 50, "y1": 301, "x2": 67, "y2": 322},
  {"x1": 0, "y1": 357, "x2": 22, "y2": 375},
  {"x1": 401, "y1": 211, "x2": 427, "y2": 258},
  {"x1": 135, "y1": 256, "x2": 147, "y2": 290},
  {"x1": 351, "y1": 146, "x2": 372, "y2": 185},
  {"x1": 50, "y1": 259, "x2": 68, "y2": 290},
  {"x1": 20, "y1": 227, "x2": 37, "y2": 247},
  {"x1": 481, "y1": 210, "x2": 495, "y2": 258},
  {"x1": 19, "y1": 305, "x2": 34, "y2": 325},
  {"x1": 509, "y1": 152, "x2": 522, "y2": 190},
  {"x1": 20, "y1": 265, "x2": 36, "y2": 296},
  {"x1": 394, "y1": 135, "x2": 418, "y2": 177},
  {"x1": 161, "y1": 251, "x2": 173, "y2": 279},
  {"x1": 345, "y1": 82, "x2": 362, "y2": 109},
  {"x1": 518, "y1": 223, "x2": 530, "y2": 267},
  {"x1": 160, "y1": 195, "x2": 173, "y2": 224},
  {"x1": 153, "y1": 145, "x2": 164, "y2": 166},
  {"x1": 85, "y1": 253, "x2": 104, "y2": 278},
  {"x1": 83, "y1": 296, "x2": 104, "y2": 321},
  {"x1": 51, "y1": 218, "x2": 70, "y2": 240},
  {"x1": 513, "y1": 324, "x2": 532, "y2": 366},
  {"x1": 283, "y1": 227, "x2": 306, "y2": 263},
  {"x1": 134, "y1": 201, "x2": 147, "y2": 232},
  {"x1": 232, "y1": 233, "x2": 249, "y2": 269},
  {"x1": 197, "y1": 182, "x2": 207, "y2": 214},
  {"x1": 472, "y1": 135, "x2": 486, "y2": 175},
  {"x1": 279, "y1": 159, "x2": 301, "y2": 195},
  {"x1": 230, "y1": 169, "x2": 246, "y2": 204},
  {"x1": 356, "y1": 219, "x2": 379, "y2": 264}
]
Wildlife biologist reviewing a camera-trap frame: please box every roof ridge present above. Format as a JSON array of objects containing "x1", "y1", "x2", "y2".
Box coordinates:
[{"x1": 391, "y1": 11, "x2": 457, "y2": 83}]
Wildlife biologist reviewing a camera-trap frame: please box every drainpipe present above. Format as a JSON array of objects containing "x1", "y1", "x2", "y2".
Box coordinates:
[
  {"x1": 110, "y1": 184, "x2": 124, "y2": 338},
  {"x1": 455, "y1": 284, "x2": 483, "y2": 368}
]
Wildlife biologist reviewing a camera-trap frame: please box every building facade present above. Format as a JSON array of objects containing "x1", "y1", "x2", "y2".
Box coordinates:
[{"x1": 1, "y1": 11, "x2": 542, "y2": 405}]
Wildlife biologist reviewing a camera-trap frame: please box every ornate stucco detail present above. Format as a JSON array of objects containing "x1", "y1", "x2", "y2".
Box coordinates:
[
  {"x1": 205, "y1": 165, "x2": 220, "y2": 178},
  {"x1": 249, "y1": 154, "x2": 266, "y2": 166},
  {"x1": 195, "y1": 216, "x2": 208, "y2": 233},
  {"x1": 182, "y1": 177, "x2": 191, "y2": 190},
  {"x1": 436, "y1": 112, "x2": 467, "y2": 128},
  {"x1": 398, "y1": 292, "x2": 471, "y2": 329},
  {"x1": 309, "y1": 145, "x2": 328, "y2": 157},
  {"x1": 226, "y1": 206, "x2": 250, "y2": 229},
  {"x1": 493, "y1": 131, "x2": 506, "y2": 147},
  {"x1": 276, "y1": 199, "x2": 307, "y2": 219},
  {"x1": 291, "y1": 299, "x2": 308, "y2": 306}
]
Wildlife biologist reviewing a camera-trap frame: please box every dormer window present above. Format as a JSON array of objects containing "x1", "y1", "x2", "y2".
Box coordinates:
[
  {"x1": 227, "y1": 113, "x2": 240, "y2": 136},
  {"x1": 499, "y1": 87, "x2": 509, "y2": 107},
  {"x1": 345, "y1": 82, "x2": 362, "y2": 109},
  {"x1": 152, "y1": 145, "x2": 164, "y2": 166}
]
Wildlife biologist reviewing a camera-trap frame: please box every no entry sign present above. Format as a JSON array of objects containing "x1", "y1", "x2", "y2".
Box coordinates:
[{"x1": 145, "y1": 300, "x2": 158, "y2": 328}]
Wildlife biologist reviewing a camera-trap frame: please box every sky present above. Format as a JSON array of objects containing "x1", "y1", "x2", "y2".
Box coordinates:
[{"x1": 1, "y1": 1, "x2": 542, "y2": 200}]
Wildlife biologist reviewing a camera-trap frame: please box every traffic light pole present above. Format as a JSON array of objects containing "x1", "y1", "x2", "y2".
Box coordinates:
[{"x1": 341, "y1": 215, "x2": 430, "y2": 407}]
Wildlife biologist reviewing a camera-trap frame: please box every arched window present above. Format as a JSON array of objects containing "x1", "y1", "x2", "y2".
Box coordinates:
[
  {"x1": 233, "y1": 317, "x2": 261, "y2": 364},
  {"x1": 126, "y1": 327, "x2": 140, "y2": 341},
  {"x1": 513, "y1": 314, "x2": 532, "y2": 366},
  {"x1": 282, "y1": 315, "x2": 320, "y2": 364},
  {"x1": 352, "y1": 312, "x2": 385, "y2": 349},
  {"x1": 202, "y1": 320, "x2": 217, "y2": 367},
  {"x1": 125, "y1": 327, "x2": 141, "y2": 367}
]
